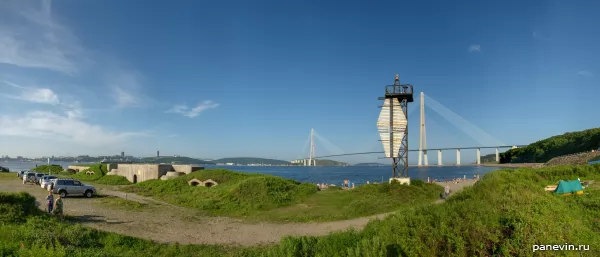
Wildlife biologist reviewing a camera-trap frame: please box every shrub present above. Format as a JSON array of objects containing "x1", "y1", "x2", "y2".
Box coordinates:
[{"x1": 31, "y1": 165, "x2": 64, "y2": 174}]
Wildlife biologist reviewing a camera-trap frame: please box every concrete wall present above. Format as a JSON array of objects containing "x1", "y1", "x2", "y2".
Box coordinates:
[
  {"x1": 67, "y1": 165, "x2": 93, "y2": 172},
  {"x1": 112, "y1": 164, "x2": 171, "y2": 183},
  {"x1": 172, "y1": 165, "x2": 204, "y2": 174},
  {"x1": 106, "y1": 163, "x2": 118, "y2": 172},
  {"x1": 108, "y1": 164, "x2": 204, "y2": 183}
]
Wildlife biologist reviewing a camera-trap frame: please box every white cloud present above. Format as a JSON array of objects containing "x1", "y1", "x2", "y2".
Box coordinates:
[
  {"x1": 577, "y1": 70, "x2": 594, "y2": 77},
  {"x1": 0, "y1": 111, "x2": 149, "y2": 145},
  {"x1": 1, "y1": 80, "x2": 59, "y2": 104},
  {"x1": 0, "y1": 0, "x2": 152, "y2": 108},
  {"x1": 0, "y1": 0, "x2": 83, "y2": 75},
  {"x1": 468, "y1": 44, "x2": 481, "y2": 52},
  {"x1": 166, "y1": 100, "x2": 219, "y2": 118}
]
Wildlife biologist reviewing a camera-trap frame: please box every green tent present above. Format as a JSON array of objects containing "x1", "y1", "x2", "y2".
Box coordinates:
[{"x1": 554, "y1": 180, "x2": 584, "y2": 195}]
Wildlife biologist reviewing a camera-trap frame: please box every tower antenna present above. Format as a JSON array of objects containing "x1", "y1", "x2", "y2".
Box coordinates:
[{"x1": 377, "y1": 74, "x2": 414, "y2": 182}]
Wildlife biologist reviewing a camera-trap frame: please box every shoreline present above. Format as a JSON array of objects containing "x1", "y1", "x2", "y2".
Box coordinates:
[{"x1": 479, "y1": 163, "x2": 544, "y2": 168}]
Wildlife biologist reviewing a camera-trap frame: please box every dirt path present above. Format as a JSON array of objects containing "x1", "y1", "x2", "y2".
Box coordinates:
[{"x1": 0, "y1": 178, "x2": 474, "y2": 246}]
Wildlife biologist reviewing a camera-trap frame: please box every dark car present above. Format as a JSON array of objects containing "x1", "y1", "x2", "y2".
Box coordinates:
[
  {"x1": 18, "y1": 170, "x2": 28, "y2": 178},
  {"x1": 0, "y1": 166, "x2": 9, "y2": 172}
]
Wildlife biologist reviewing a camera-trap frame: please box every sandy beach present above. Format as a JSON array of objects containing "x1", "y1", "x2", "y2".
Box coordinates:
[
  {"x1": 435, "y1": 179, "x2": 478, "y2": 197},
  {"x1": 479, "y1": 163, "x2": 544, "y2": 168}
]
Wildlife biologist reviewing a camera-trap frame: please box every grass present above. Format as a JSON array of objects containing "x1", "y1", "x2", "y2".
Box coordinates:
[
  {"x1": 3, "y1": 164, "x2": 600, "y2": 256},
  {"x1": 0, "y1": 172, "x2": 18, "y2": 181},
  {"x1": 0, "y1": 192, "x2": 236, "y2": 257},
  {"x1": 33, "y1": 164, "x2": 132, "y2": 186},
  {"x1": 121, "y1": 169, "x2": 442, "y2": 222},
  {"x1": 239, "y1": 164, "x2": 600, "y2": 256}
]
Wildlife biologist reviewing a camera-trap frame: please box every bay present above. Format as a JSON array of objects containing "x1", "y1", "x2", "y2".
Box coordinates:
[{"x1": 1, "y1": 161, "x2": 500, "y2": 186}]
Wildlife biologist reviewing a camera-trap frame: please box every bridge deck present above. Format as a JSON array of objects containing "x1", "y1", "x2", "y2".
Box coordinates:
[{"x1": 309, "y1": 145, "x2": 526, "y2": 159}]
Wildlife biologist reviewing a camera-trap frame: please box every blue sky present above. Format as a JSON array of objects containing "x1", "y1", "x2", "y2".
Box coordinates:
[{"x1": 0, "y1": 0, "x2": 598, "y2": 164}]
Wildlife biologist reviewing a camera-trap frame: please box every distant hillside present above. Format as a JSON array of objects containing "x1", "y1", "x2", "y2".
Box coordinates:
[
  {"x1": 140, "y1": 156, "x2": 215, "y2": 165},
  {"x1": 316, "y1": 159, "x2": 348, "y2": 166},
  {"x1": 214, "y1": 157, "x2": 290, "y2": 165},
  {"x1": 480, "y1": 153, "x2": 500, "y2": 164},
  {"x1": 354, "y1": 162, "x2": 388, "y2": 166},
  {"x1": 500, "y1": 128, "x2": 600, "y2": 163},
  {"x1": 290, "y1": 159, "x2": 348, "y2": 166}
]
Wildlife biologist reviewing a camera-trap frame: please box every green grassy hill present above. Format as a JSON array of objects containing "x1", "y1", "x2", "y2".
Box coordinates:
[
  {"x1": 500, "y1": 127, "x2": 600, "y2": 163},
  {"x1": 122, "y1": 168, "x2": 440, "y2": 222},
  {"x1": 213, "y1": 157, "x2": 290, "y2": 165}
]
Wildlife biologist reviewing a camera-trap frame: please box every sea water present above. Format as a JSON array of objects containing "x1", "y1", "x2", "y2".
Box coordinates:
[{"x1": 2, "y1": 161, "x2": 500, "y2": 186}]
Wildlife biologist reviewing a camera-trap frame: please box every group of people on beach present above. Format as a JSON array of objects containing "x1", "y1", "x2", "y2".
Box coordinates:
[
  {"x1": 44, "y1": 191, "x2": 64, "y2": 220},
  {"x1": 428, "y1": 174, "x2": 480, "y2": 184}
]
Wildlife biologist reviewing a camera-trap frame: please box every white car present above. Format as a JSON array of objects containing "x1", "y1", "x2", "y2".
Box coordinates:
[
  {"x1": 46, "y1": 178, "x2": 59, "y2": 191},
  {"x1": 40, "y1": 175, "x2": 58, "y2": 189}
]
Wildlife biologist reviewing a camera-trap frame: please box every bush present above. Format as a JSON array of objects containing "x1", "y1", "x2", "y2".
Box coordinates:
[{"x1": 31, "y1": 165, "x2": 64, "y2": 174}]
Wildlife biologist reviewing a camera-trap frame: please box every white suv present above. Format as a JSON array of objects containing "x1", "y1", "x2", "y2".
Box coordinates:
[{"x1": 40, "y1": 175, "x2": 58, "y2": 189}]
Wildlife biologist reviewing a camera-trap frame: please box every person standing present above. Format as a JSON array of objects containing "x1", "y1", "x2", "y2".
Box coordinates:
[
  {"x1": 53, "y1": 195, "x2": 64, "y2": 220},
  {"x1": 46, "y1": 191, "x2": 54, "y2": 214},
  {"x1": 444, "y1": 185, "x2": 451, "y2": 199}
]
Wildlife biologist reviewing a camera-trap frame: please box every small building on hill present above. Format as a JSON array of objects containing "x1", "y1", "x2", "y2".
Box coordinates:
[{"x1": 106, "y1": 164, "x2": 203, "y2": 183}]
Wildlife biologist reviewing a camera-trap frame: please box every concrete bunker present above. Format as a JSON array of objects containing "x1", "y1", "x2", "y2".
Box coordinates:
[
  {"x1": 188, "y1": 178, "x2": 202, "y2": 186},
  {"x1": 106, "y1": 164, "x2": 204, "y2": 183},
  {"x1": 187, "y1": 178, "x2": 218, "y2": 187},
  {"x1": 203, "y1": 179, "x2": 217, "y2": 187}
]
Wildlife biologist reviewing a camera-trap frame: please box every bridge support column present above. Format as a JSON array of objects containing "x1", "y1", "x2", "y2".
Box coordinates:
[
  {"x1": 456, "y1": 149, "x2": 461, "y2": 165},
  {"x1": 437, "y1": 150, "x2": 442, "y2": 166},
  {"x1": 495, "y1": 148, "x2": 499, "y2": 163},
  {"x1": 423, "y1": 150, "x2": 428, "y2": 166},
  {"x1": 303, "y1": 159, "x2": 307, "y2": 166},
  {"x1": 476, "y1": 148, "x2": 481, "y2": 165}
]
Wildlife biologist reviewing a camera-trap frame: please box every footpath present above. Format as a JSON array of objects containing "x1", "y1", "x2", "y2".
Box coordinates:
[{"x1": 0, "y1": 178, "x2": 475, "y2": 246}]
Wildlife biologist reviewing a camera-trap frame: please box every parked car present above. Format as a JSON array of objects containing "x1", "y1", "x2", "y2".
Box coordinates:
[
  {"x1": 17, "y1": 170, "x2": 28, "y2": 178},
  {"x1": 23, "y1": 172, "x2": 36, "y2": 184},
  {"x1": 50, "y1": 178, "x2": 96, "y2": 198},
  {"x1": 40, "y1": 175, "x2": 58, "y2": 189},
  {"x1": 33, "y1": 173, "x2": 46, "y2": 184}
]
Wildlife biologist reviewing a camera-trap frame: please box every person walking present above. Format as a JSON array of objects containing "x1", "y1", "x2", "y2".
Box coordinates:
[
  {"x1": 443, "y1": 184, "x2": 451, "y2": 199},
  {"x1": 53, "y1": 194, "x2": 64, "y2": 220},
  {"x1": 46, "y1": 191, "x2": 54, "y2": 214}
]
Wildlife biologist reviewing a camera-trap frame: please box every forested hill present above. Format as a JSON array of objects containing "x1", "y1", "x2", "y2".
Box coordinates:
[{"x1": 500, "y1": 128, "x2": 600, "y2": 163}]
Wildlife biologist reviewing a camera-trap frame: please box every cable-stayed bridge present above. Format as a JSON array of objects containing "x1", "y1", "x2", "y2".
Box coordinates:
[{"x1": 294, "y1": 92, "x2": 527, "y2": 166}]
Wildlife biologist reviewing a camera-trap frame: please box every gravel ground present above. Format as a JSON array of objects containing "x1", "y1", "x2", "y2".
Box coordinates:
[{"x1": 0, "y1": 178, "x2": 475, "y2": 246}]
